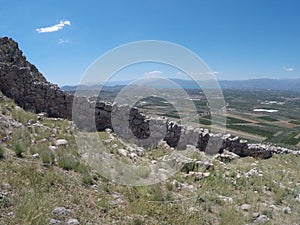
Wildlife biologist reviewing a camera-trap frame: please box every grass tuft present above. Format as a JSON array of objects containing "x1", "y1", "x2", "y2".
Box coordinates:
[{"x1": 13, "y1": 141, "x2": 24, "y2": 157}]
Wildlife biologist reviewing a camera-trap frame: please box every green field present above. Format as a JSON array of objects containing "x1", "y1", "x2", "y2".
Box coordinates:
[
  {"x1": 106, "y1": 88, "x2": 300, "y2": 148},
  {"x1": 257, "y1": 116, "x2": 279, "y2": 122}
]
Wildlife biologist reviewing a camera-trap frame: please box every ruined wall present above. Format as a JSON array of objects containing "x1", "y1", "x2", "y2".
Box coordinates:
[
  {"x1": 0, "y1": 37, "x2": 73, "y2": 119},
  {"x1": 72, "y1": 95, "x2": 273, "y2": 159},
  {"x1": 0, "y1": 37, "x2": 275, "y2": 159}
]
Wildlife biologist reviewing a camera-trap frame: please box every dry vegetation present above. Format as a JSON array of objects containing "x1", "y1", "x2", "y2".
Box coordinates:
[{"x1": 0, "y1": 93, "x2": 299, "y2": 225}]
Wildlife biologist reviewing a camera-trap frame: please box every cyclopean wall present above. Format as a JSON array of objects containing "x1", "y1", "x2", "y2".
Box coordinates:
[
  {"x1": 0, "y1": 37, "x2": 290, "y2": 159},
  {"x1": 0, "y1": 37, "x2": 73, "y2": 119},
  {"x1": 73, "y1": 97, "x2": 273, "y2": 159}
]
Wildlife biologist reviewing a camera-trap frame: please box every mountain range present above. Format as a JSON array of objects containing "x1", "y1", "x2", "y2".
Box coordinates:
[{"x1": 62, "y1": 78, "x2": 300, "y2": 92}]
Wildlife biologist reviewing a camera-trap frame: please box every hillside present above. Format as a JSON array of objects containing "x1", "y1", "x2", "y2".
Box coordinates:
[{"x1": 0, "y1": 90, "x2": 300, "y2": 224}]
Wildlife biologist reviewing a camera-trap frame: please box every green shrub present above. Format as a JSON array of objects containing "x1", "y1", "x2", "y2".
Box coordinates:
[
  {"x1": 13, "y1": 141, "x2": 24, "y2": 157},
  {"x1": 166, "y1": 181, "x2": 173, "y2": 191},
  {"x1": 150, "y1": 185, "x2": 165, "y2": 202},
  {"x1": 1, "y1": 107, "x2": 7, "y2": 115},
  {"x1": 74, "y1": 163, "x2": 90, "y2": 174},
  {"x1": 82, "y1": 173, "x2": 94, "y2": 186},
  {"x1": 58, "y1": 155, "x2": 80, "y2": 170},
  {"x1": 40, "y1": 149, "x2": 55, "y2": 165},
  {"x1": 0, "y1": 144, "x2": 4, "y2": 158}
]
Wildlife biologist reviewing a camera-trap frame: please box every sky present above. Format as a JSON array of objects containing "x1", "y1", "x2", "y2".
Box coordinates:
[{"x1": 0, "y1": 0, "x2": 300, "y2": 86}]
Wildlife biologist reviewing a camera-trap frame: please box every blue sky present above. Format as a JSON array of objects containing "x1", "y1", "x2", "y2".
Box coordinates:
[{"x1": 0, "y1": 0, "x2": 299, "y2": 85}]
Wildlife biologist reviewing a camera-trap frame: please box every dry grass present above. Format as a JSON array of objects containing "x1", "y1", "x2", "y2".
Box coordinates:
[{"x1": 0, "y1": 94, "x2": 299, "y2": 225}]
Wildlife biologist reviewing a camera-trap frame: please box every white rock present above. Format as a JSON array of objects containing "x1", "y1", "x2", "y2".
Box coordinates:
[
  {"x1": 254, "y1": 215, "x2": 269, "y2": 223},
  {"x1": 282, "y1": 206, "x2": 291, "y2": 214},
  {"x1": 203, "y1": 172, "x2": 210, "y2": 177},
  {"x1": 241, "y1": 204, "x2": 251, "y2": 211},
  {"x1": 1, "y1": 182, "x2": 11, "y2": 190},
  {"x1": 32, "y1": 153, "x2": 39, "y2": 158},
  {"x1": 104, "y1": 139, "x2": 112, "y2": 143},
  {"x1": 295, "y1": 193, "x2": 300, "y2": 202},
  {"x1": 52, "y1": 207, "x2": 71, "y2": 215},
  {"x1": 188, "y1": 207, "x2": 198, "y2": 213},
  {"x1": 49, "y1": 218, "x2": 61, "y2": 225},
  {"x1": 218, "y1": 195, "x2": 234, "y2": 204},
  {"x1": 67, "y1": 219, "x2": 80, "y2": 225},
  {"x1": 39, "y1": 138, "x2": 48, "y2": 143},
  {"x1": 129, "y1": 152, "x2": 137, "y2": 159},
  {"x1": 252, "y1": 212, "x2": 260, "y2": 219},
  {"x1": 37, "y1": 112, "x2": 46, "y2": 120},
  {"x1": 105, "y1": 128, "x2": 113, "y2": 133},
  {"x1": 112, "y1": 144, "x2": 118, "y2": 149},
  {"x1": 55, "y1": 139, "x2": 68, "y2": 146},
  {"x1": 195, "y1": 172, "x2": 203, "y2": 181},
  {"x1": 118, "y1": 149, "x2": 128, "y2": 157},
  {"x1": 126, "y1": 146, "x2": 133, "y2": 151},
  {"x1": 49, "y1": 146, "x2": 58, "y2": 151}
]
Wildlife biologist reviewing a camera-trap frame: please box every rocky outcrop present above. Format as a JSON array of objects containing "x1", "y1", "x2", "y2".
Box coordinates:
[{"x1": 0, "y1": 37, "x2": 73, "y2": 119}]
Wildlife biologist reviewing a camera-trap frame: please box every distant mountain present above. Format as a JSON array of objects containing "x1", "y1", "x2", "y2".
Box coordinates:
[
  {"x1": 61, "y1": 78, "x2": 300, "y2": 92},
  {"x1": 171, "y1": 78, "x2": 300, "y2": 91},
  {"x1": 220, "y1": 78, "x2": 300, "y2": 91},
  {"x1": 61, "y1": 84, "x2": 102, "y2": 92}
]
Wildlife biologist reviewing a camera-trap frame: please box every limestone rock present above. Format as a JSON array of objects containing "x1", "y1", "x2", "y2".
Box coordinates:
[
  {"x1": 254, "y1": 215, "x2": 269, "y2": 223},
  {"x1": 49, "y1": 218, "x2": 61, "y2": 225},
  {"x1": 55, "y1": 139, "x2": 68, "y2": 146},
  {"x1": 67, "y1": 219, "x2": 80, "y2": 225},
  {"x1": 52, "y1": 207, "x2": 71, "y2": 215},
  {"x1": 240, "y1": 203, "x2": 251, "y2": 211}
]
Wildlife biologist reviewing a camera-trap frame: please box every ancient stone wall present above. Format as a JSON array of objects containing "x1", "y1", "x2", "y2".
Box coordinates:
[
  {"x1": 71, "y1": 95, "x2": 273, "y2": 158},
  {"x1": 0, "y1": 37, "x2": 73, "y2": 119},
  {"x1": 0, "y1": 37, "x2": 276, "y2": 159}
]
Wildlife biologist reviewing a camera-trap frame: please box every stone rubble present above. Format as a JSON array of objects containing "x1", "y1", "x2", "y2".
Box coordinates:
[{"x1": 52, "y1": 207, "x2": 71, "y2": 215}]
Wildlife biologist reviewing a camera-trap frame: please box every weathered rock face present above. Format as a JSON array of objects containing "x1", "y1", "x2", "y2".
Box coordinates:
[
  {"x1": 0, "y1": 37, "x2": 73, "y2": 119},
  {"x1": 0, "y1": 37, "x2": 295, "y2": 159}
]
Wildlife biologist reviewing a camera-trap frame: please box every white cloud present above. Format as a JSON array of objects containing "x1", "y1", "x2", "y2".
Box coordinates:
[
  {"x1": 58, "y1": 39, "x2": 69, "y2": 44},
  {"x1": 283, "y1": 67, "x2": 294, "y2": 72},
  {"x1": 145, "y1": 70, "x2": 162, "y2": 76},
  {"x1": 211, "y1": 71, "x2": 221, "y2": 75},
  {"x1": 190, "y1": 71, "x2": 221, "y2": 76},
  {"x1": 36, "y1": 20, "x2": 71, "y2": 33}
]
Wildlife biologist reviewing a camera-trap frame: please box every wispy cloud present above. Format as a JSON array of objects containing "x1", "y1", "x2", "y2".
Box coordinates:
[
  {"x1": 211, "y1": 71, "x2": 221, "y2": 75},
  {"x1": 36, "y1": 20, "x2": 71, "y2": 33},
  {"x1": 58, "y1": 39, "x2": 69, "y2": 44},
  {"x1": 190, "y1": 71, "x2": 221, "y2": 76},
  {"x1": 283, "y1": 66, "x2": 294, "y2": 72},
  {"x1": 145, "y1": 70, "x2": 162, "y2": 76}
]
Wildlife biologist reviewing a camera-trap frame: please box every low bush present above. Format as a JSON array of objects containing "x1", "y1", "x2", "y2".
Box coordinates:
[
  {"x1": 13, "y1": 141, "x2": 24, "y2": 157},
  {"x1": 0, "y1": 144, "x2": 4, "y2": 158}
]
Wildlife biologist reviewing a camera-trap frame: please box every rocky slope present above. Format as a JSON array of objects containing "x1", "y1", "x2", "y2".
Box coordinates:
[{"x1": 0, "y1": 93, "x2": 299, "y2": 224}]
